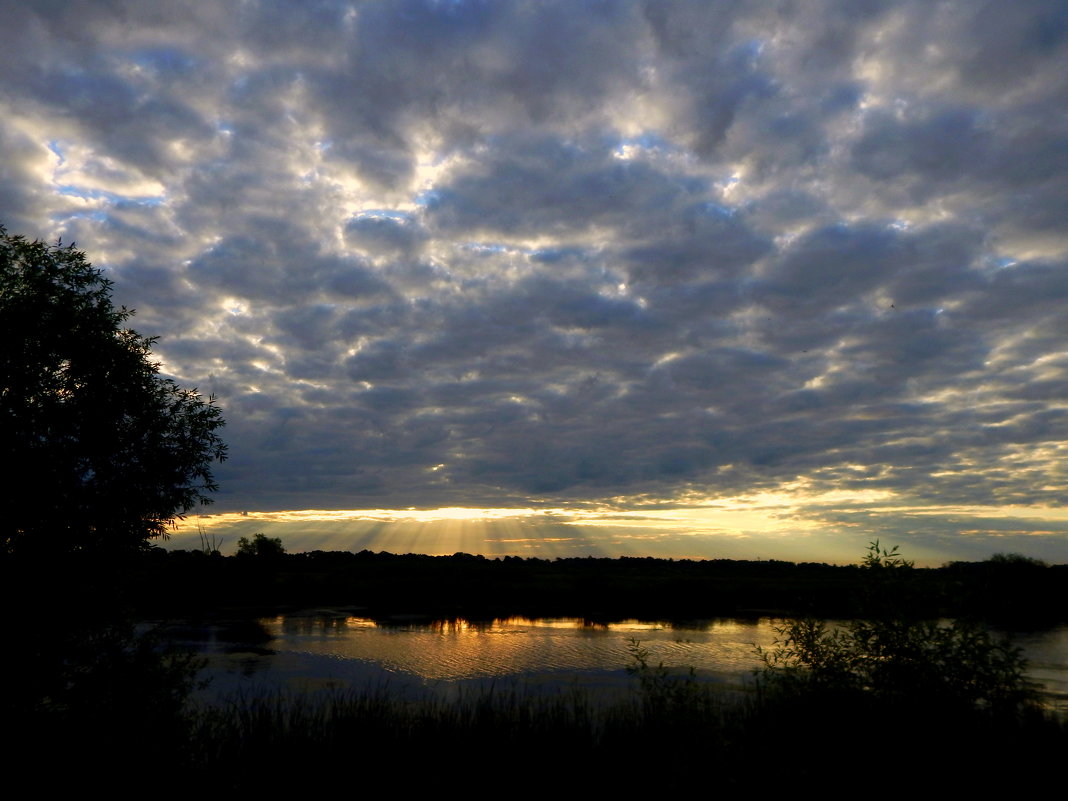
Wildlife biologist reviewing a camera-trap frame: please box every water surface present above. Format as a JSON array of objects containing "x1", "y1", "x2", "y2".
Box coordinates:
[{"x1": 176, "y1": 611, "x2": 1068, "y2": 711}]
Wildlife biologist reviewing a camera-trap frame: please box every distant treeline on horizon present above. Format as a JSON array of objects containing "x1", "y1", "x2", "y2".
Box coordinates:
[{"x1": 129, "y1": 547, "x2": 1067, "y2": 626}]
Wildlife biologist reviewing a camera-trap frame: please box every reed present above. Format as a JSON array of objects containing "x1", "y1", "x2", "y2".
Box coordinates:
[{"x1": 173, "y1": 668, "x2": 1065, "y2": 792}]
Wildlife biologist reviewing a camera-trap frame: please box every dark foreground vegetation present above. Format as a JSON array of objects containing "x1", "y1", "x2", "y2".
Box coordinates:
[
  {"x1": 175, "y1": 668, "x2": 1064, "y2": 793},
  {"x1": 6, "y1": 543, "x2": 1067, "y2": 791}
]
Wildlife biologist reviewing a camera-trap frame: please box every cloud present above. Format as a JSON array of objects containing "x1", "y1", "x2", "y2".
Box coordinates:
[{"x1": 1, "y1": 0, "x2": 1066, "y2": 558}]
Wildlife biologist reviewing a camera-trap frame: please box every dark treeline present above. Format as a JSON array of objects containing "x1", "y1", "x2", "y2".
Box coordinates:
[{"x1": 134, "y1": 547, "x2": 1067, "y2": 625}]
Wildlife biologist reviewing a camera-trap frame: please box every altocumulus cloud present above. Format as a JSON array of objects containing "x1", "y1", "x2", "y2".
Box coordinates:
[{"x1": 2, "y1": 0, "x2": 1068, "y2": 561}]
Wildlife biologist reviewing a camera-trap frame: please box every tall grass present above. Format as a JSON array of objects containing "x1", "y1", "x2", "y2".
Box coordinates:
[
  {"x1": 173, "y1": 663, "x2": 1065, "y2": 792},
  {"x1": 177, "y1": 673, "x2": 755, "y2": 790}
]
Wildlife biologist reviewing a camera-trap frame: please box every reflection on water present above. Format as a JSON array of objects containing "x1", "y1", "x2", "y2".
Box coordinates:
[{"x1": 174, "y1": 611, "x2": 1068, "y2": 712}]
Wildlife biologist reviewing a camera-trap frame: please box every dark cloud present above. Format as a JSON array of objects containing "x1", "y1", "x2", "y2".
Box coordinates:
[
  {"x1": 2, "y1": 0, "x2": 1067, "y2": 559},
  {"x1": 425, "y1": 134, "x2": 711, "y2": 238},
  {"x1": 344, "y1": 212, "x2": 426, "y2": 256}
]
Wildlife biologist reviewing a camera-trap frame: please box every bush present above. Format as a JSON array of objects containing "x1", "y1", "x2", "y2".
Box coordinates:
[{"x1": 758, "y1": 542, "x2": 1039, "y2": 715}]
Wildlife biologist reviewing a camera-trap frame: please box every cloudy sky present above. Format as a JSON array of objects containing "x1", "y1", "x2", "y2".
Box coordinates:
[{"x1": 3, "y1": 0, "x2": 1068, "y2": 563}]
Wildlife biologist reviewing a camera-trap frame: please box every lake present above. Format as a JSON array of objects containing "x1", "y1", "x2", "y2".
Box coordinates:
[{"x1": 174, "y1": 610, "x2": 1068, "y2": 712}]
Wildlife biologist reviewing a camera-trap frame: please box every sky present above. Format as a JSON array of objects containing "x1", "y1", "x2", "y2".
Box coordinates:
[{"x1": 2, "y1": 0, "x2": 1068, "y2": 564}]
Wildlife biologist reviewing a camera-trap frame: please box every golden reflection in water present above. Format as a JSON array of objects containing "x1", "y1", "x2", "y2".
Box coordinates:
[
  {"x1": 424, "y1": 618, "x2": 474, "y2": 634},
  {"x1": 255, "y1": 614, "x2": 781, "y2": 683},
  {"x1": 197, "y1": 614, "x2": 1068, "y2": 711}
]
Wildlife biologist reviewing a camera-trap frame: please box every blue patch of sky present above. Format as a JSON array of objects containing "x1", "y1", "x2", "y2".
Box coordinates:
[
  {"x1": 530, "y1": 246, "x2": 590, "y2": 264},
  {"x1": 47, "y1": 140, "x2": 67, "y2": 166},
  {"x1": 978, "y1": 254, "x2": 1018, "y2": 272},
  {"x1": 127, "y1": 47, "x2": 196, "y2": 75},
  {"x1": 460, "y1": 241, "x2": 507, "y2": 254},
  {"x1": 414, "y1": 189, "x2": 443, "y2": 207},
  {"x1": 610, "y1": 131, "x2": 671, "y2": 158},
  {"x1": 56, "y1": 185, "x2": 165, "y2": 207},
  {"x1": 736, "y1": 38, "x2": 767, "y2": 64},
  {"x1": 52, "y1": 210, "x2": 110, "y2": 224},
  {"x1": 701, "y1": 201, "x2": 736, "y2": 218},
  {"x1": 353, "y1": 209, "x2": 413, "y2": 222}
]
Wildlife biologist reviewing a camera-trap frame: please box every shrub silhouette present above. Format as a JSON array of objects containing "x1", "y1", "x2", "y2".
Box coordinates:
[{"x1": 758, "y1": 541, "x2": 1039, "y2": 714}]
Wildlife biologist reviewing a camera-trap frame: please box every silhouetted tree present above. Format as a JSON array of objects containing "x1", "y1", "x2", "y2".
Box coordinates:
[
  {"x1": 0, "y1": 225, "x2": 227, "y2": 556},
  {"x1": 236, "y1": 532, "x2": 286, "y2": 558},
  {"x1": 1, "y1": 225, "x2": 227, "y2": 780}
]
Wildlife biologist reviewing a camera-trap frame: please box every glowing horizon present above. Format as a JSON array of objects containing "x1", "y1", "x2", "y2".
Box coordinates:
[{"x1": 170, "y1": 492, "x2": 1068, "y2": 566}]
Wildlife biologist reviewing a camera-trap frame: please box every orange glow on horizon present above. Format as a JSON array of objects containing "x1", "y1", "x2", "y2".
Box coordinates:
[{"x1": 168, "y1": 492, "x2": 1068, "y2": 565}]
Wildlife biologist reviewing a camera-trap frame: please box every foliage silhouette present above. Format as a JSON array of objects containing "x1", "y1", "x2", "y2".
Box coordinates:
[
  {"x1": 236, "y1": 532, "x2": 286, "y2": 559},
  {"x1": 0, "y1": 225, "x2": 224, "y2": 782},
  {"x1": 625, "y1": 636, "x2": 703, "y2": 712},
  {"x1": 0, "y1": 224, "x2": 227, "y2": 556},
  {"x1": 757, "y1": 541, "x2": 1039, "y2": 714},
  {"x1": 196, "y1": 518, "x2": 225, "y2": 556}
]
